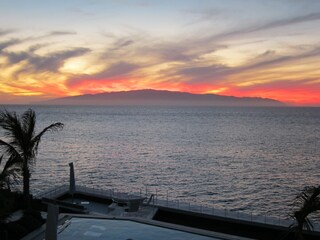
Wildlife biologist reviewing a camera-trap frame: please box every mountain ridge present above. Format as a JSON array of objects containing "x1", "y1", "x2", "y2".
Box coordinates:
[{"x1": 36, "y1": 89, "x2": 285, "y2": 106}]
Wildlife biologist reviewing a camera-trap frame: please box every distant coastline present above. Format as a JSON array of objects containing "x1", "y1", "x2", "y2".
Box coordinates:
[{"x1": 34, "y1": 89, "x2": 285, "y2": 107}]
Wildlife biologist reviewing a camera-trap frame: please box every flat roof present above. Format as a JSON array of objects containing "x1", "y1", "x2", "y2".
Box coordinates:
[
  {"x1": 59, "y1": 217, "x2": 218, "y2": 240},
  {"x1": 56, "y1": 215, "x2": 254, "y2": 240}
]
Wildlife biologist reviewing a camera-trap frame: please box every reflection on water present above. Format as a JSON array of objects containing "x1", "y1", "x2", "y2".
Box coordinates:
[{"x1": 3, "y1": 105, "x2": 320, "y2": 217}]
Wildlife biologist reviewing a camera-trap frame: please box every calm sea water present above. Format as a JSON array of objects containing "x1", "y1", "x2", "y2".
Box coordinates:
[{"x1": 2, "y1": 105, "x2": 320, "y2": 218}]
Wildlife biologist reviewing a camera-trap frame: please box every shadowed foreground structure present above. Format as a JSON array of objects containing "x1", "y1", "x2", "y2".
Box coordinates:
[
  {"x1": 19, "y1": 185, "x2": 320, "y2": 240},
  {"x1": 154, "y1": 207, "x2": 320, "y2": 240}
]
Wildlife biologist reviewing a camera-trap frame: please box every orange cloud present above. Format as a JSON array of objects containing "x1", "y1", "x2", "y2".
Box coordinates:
[
  {"x1": 66, "y1": 77, "x2": 144, "y2": 95},
  {"x1": 1, "y1": 26, "x2": 320, "y2": 106},
  {"x1": 62, "y1": 73, "x2": 320, "y2": 106},
  {"x1": 223, "y1": 85, "x2": 320, "y2": 106},
  {"x1": 145, "y1": 81, "x2": 228, "y2": 95}
]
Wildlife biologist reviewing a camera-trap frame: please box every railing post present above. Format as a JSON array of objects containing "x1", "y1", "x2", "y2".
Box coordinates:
[{"x1": 166, "y1": 190, "x2": 168, "y2": 206}]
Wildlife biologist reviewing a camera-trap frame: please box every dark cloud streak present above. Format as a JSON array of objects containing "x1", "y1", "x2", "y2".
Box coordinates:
[
  {"x1": 239, "y1": 46, "x2": 320, "y2": 73},
  {"x1": 0, "y1": 39, "x2": 21, "y2": 51},
  {"x1": 66, "y1": 61, "x2": 141, "y2": 87},
  {"x1": 49, "y1": 31, "x2": 77, "y2": 36},
  {"x1": 29, "y1": 48, "x2": 90, "y2": 72},
  {"x1": 109, "y1": 39, "x2": 135, "y2": 51},
  {"x1": 204, "y1": 11, "x2": 320, "y2": 43},
  {"x1": 93, "y1": 61, "x2": 139, "y2": 79},
  {"x1": 178, "y1": 64, "x2": 230, "y2": 82},
  {"x1": 176, "y1": 45, "x2": 320, "y2": 84},
  {"x1": 3, "y1": 47, "x2": 91, "y2": 75},
  {"x1": 0, "y1": 29, "x2": 15, "y2": 36}
]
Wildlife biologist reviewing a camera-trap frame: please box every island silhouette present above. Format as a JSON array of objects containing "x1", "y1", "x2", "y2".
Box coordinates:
[{"x1": 36, "y1": 89, "x2": 285, "y2": 107}]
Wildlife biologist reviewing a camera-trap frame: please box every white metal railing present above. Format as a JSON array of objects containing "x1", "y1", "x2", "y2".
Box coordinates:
[{"x1": 34, "y1": 184, "x2": 320, "y2": 232}]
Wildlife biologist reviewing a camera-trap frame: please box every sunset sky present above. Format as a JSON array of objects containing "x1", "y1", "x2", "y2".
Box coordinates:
[{"x1": 1, "y1": 0, "x2": 320, "y2": 105}]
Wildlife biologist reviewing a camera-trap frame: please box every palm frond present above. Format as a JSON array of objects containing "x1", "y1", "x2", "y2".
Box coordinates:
[
  {"x1": 0, "y1": 110, "x2": 25, "y2": 152},
  {"x1": 292, "y1": 186, "x2": 320, "y2": 232},
  {"x1": 32, "y1": 122, "x2": 64, "y2": 154},
  {"x1": 0, "y1": 139, "x2": 22, "y2": 162},
  {"x1": 0, "y1": 108, "x2": 64, "y2": 198},
  {"x1": 22, "y1": 109, "x2": 36, "y2": 143},
  {"x1": 0, "y1": 155, "x2": 21, "y2": 190},
  {"x1": 3, "y1": 154, "x2": 22, "y2": 171}
]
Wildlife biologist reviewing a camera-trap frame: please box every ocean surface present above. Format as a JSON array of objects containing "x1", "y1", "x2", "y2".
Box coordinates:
[{"x1": 2, "y1": 105, "x2": 320, "y2": 218}]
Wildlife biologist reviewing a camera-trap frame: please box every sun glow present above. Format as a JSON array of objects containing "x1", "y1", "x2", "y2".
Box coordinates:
[
  {"x1": 60, "y1": 57, "x2": 104, "y2": 75},
  {"x1": 205, "y1": 87, "x2": 228, "y2": 94}
]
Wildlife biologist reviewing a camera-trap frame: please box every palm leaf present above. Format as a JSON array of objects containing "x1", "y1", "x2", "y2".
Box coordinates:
[
  {"x1": 0, "y1": 108, "x2": 63, "y2": 200},
  {"x1": 32, "y1": 122, "x2": 64, "y2": 154},
  {"x1": 0, "y1": 139, "x2": 23, "y2": 162},
  {"x1": 22, "y1": 109, "x2": 36, "y2": 140},
  {"x1": 0, "y1": 110, "x2": 25, "y2": 153},
  {"x1": 291, "y1": 186, "x2": 320, "y2": 233},
  {"x1": 0, "y1": 155, "x2": 21, "y2": 189}
]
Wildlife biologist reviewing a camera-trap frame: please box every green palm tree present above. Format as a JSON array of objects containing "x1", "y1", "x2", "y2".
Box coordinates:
[
  {"x1": 0, "y1": 109, "x2": 63, "y2": 203},
  {"x1": 290, "y1": 186, "x2": 320, "y2": 240}
]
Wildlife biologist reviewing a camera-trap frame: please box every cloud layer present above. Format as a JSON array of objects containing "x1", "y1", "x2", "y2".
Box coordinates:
[{"x1": 0, "y1": 1, "x2": 320, "y2": 105}]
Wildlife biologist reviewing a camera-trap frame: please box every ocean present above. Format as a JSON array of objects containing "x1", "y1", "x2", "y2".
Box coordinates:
[{"x1": 2, "y1": 105, "x2": 320, "y2": 218}]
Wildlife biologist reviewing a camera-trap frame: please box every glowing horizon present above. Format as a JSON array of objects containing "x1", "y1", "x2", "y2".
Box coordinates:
[{"x1": 1, "y1": 1, "x2": 320, "y2": 106}]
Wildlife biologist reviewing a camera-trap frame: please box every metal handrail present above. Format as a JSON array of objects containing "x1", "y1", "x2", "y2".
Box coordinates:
[{"x1": 34, "y1": 184, "x2": 320, "y2": 231}]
